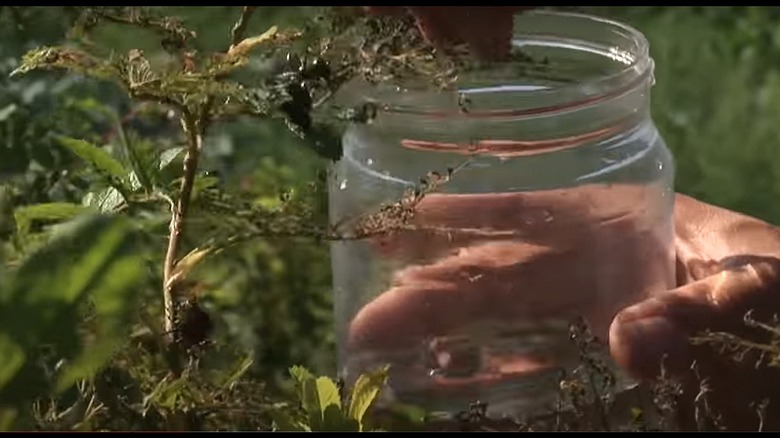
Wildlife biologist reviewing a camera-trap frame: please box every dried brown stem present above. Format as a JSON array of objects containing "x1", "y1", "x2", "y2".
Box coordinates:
[{"x1": 230, "y1": 6, "x2": 257, "y2": 49}]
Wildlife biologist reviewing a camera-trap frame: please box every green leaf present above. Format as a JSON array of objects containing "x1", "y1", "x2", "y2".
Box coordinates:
[
  {"x1": 121, "y1": 131, "x2": 158, "y2": 192},
  {"x1": 348, "y1": 365, "x2": 390, "y2": 427},
  {"x1": 300, "y1": 376, "x2": 322, "y2": 430},
  {"x1": 58, "y1": 137, "x2": 128, "y2": 185},
  {"x1": 13, "y1": 202, "x2": 90, "y2": 237},
  {"x1": 289, "y1": 373, "x2": 346, "y2": 431},
  {"x1": 316, "y1": 376, "x2": 341, "y2": 411},
  {"x1": 270, "y1": 409, "x2": 310, "y2": 432},
  {"x1": 82, "y1": 188, "x2": 125, "y2": 213},
  {"x1": 0, "y1": 215, "x2": 145, "y2": 403}
]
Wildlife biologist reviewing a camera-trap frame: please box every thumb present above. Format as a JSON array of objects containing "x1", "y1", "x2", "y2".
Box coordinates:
[{"x1": 609, "y1": 257, "x2": 780, "y2": 380}]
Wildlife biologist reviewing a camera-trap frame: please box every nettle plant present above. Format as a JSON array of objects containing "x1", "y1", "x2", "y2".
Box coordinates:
[
  {"x1": 9, "y1": 6, "x2": 451, "y2": 349},
  {"x1": 0, "y1": 6, "x2": 465, "y2": 431}
]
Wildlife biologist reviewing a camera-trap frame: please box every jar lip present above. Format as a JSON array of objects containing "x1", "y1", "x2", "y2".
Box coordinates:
[{"x1": 340, "y1": 10, "x2": 653, "y2": 118}]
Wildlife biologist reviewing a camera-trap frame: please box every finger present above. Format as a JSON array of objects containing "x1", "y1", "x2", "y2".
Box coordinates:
[
  {"x1": 452, "y1": 6, "x2": 521, "y2": 61},
  {"x1": 350, "y1": 220, "x2": 664, "y2": 353},
  {"x1": 407, "y1": 7, "x2": 466, "y2": 49},
  {"x1": 369, "y1": 183, "x2": 665, "y2": 260},
  {"x1": 348, "y1": 240, "x2": 585, "y2": 353},
  {"x1": 408, "y1": 7, "x2": 527, "y2": 61},
  {"x1": 609, "y1": 258, "x2": 780, "y2": 430},
  {"x1": 610, "y1": 257, "x2": 780, "y2": 379}
]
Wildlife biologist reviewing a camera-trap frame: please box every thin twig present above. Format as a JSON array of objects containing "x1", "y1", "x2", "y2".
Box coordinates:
[{"x1": 230, "y1": 7, "x2": 257, "y2": 49}]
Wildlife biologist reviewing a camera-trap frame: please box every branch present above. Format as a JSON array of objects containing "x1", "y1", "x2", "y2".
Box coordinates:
[
  {"x1": 230, "y1": 6, "x2": 257, "y2": 49},
  {"x1": 162, "y1": 109, "x2": 203, "y2": 348}
]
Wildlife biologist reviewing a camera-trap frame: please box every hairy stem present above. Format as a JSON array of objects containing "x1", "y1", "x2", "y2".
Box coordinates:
[
  {"x1": 230, "y1": 6, "x2": 257, "y2": 49},
  {"x1": 163, "y1": 111, "x2": 203, "y2": 345}
]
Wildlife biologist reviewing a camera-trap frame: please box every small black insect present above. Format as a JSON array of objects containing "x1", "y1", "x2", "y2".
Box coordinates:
[
  {"x1": 174, "y1": 298, "x2": 214, "y2": 350},
  {"x1": 280, "y1": 81, "x2": 313, "y2": 132}
]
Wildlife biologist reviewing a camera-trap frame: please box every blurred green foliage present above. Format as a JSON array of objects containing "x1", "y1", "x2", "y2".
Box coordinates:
[
  {"x1": 593, "y1": 6, "x2": 780, "y2": 223},
  {"x1": 0, "y1": 6, "x2": 334, "y2": 387}
]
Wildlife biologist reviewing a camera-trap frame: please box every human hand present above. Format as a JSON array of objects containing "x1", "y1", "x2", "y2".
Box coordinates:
[
  {"x1": 362, "y1": 6, "x2": 532, "y2": 60},
  {"x1": 610, "y1": 194, "x2": 780, "y2": 431},
  {"x1": 347, "y1": 187, "x2": 780, "y2": 431}
]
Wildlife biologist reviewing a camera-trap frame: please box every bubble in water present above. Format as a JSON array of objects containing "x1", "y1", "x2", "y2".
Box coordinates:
[
  {"x1": 656, "y1": 160, "x2": 663, "y2": 171},
  {"x1": 339, "y1": 179, "x2": 348, "y2": 190},
  {"x1": 367, "y1": 158, "x2": 374, "y2": 166}
]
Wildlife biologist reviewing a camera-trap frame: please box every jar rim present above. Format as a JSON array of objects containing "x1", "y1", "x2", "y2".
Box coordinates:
[{"x1": 339, "y1": 10, "x2": 654, "y2": 119}]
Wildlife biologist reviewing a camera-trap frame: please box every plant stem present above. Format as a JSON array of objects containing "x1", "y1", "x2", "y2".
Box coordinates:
[
  {"x1": 230, "y1": 6, "x2": 257, "y2": 49},
  {"x1": 163, "y1": 111, "x2": 203, "y2": 346}
]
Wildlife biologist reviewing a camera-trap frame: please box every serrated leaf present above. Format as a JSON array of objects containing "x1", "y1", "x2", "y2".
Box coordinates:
[
  {"x1": 348, "y1": 365, "x2": 390, "y2": 428},
  {"x1": 13, "y1": 202, "x2": 90, "y2": 237},
  {"x1": 58, "y1": 137, "x2": 128, "y2": 184},
  {"x1": 316, "y1": 376, "x2": 341, "y2": 411},
  {"x1": 82, "y1": 188, "x2": 125, "y2": 213}
]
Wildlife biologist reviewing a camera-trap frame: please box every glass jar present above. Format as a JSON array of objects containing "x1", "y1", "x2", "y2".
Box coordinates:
[{"x1": 328, "y1": 10, "x2": 675, "y2": 418}]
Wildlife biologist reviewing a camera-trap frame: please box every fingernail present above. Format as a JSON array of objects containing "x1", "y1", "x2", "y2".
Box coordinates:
[{"x1": 611, "y1": 315, "x2": 690, "y2": 379}]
